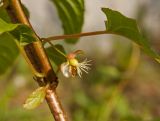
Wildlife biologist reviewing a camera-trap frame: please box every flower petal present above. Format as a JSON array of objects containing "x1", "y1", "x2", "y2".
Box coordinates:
[{"x1": 60, "y1": 62, "x2": 71, "y2": 78}]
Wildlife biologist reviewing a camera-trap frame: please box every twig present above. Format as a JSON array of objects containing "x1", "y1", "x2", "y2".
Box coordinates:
[
  {"x1": 42, "y1": 30, "x2": 108, "y2": 42},
  {"x1": 7, "y1": 0, "x2": 68, "y2": 121},
  {"x1": 46, "y1": 88, "x2": 68, "y2": 121}
]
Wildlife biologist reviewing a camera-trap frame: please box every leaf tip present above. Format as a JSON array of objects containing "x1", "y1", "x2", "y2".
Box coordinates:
[{"x1": 101, "y1": 7, "x2": 110, "y2": 13}]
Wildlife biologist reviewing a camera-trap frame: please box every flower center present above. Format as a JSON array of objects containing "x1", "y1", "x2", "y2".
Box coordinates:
[{"x1": 69, "y1": 58, "x2": 79, "y2": 66}]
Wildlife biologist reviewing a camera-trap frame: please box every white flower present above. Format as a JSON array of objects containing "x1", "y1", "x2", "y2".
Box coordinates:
[
  {"x1": 76, "y1": 58, "x2": 91, "y2": 77},
  {"x1": 60, "y1": 51, "x2": 91, "y2": 78}
]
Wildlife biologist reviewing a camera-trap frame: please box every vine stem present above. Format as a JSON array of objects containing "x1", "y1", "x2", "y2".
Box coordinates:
[
  {"x1": 42, "y1": 30, "x2": 109, "y2": 42},
  {"x1": 7, "y1": 0, "x2": 68, "y2": 121}
]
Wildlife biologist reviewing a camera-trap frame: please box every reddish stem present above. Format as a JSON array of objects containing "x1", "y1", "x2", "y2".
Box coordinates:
[{"x1": 7, "y1": 0, "x2": 68, "y2": 121}]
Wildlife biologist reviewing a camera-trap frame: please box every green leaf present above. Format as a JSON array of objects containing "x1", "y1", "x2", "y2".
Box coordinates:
[
  {"x1": 0, "y1": 7, "x2": 11, "y2": 22},
  {"x1": 10, "y1": 24, "x2": 37, "y2": 45},
  {"x1": 0, "y1": 8, "x2": 35, "y2": 76},
  {"x1": 46, "y1": 44, "x2": 66, "y2": 66},
  {"x1": 19, "y1": 33, "x2": 36, "y2": 46},
  {"x1": 23, "y1": 87, "x2": 46, "y2": 110},
  {"x1": 0, "y1": 33, "x2": 19, "y2": 75},
  {"x1": 51, "y1": 0, "x2": 84, "y2": 43},
  {"x1": 102, "y1": 8, "x2": 160, "y2": 63},
  {"x1": 0, "y1": 15, "x2": 36, "y2": 45},
  {"x1": 0, "y1": 18, "x2": 19, "y2": 34},
  {"x1": 0, "y1": 9, "x2": 20, "y2": 75}
]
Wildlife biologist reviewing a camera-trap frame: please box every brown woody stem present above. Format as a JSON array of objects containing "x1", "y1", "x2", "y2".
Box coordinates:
[
  {"x1": 6, "y1": 0, "x2": 68, "y2": 121},
  {"x1": 46, "y1": 88, "x2": 68, "y2": 121}
]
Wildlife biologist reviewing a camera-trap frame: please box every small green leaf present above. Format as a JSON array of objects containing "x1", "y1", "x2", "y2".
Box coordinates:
[
  {"x1": 0, "y1": 18, "x2": 19, "y2": 34},
  {"x1": 0, "y1": 33, "x2": 19, "y2": 75},
  {"x1": 11, "y1": 25, "x2": 37, "y2": 45},
  {"x1": 20, "y1": 33, "x2": 37, "y2": 46},
  {"x1": 102, "y1": 8, "x2": 160, "y2": 62},
  {"x1": 51, "y1": 0, "x2": 84, "y2": 43},
  {"x1": 23, "y1": 87, "x2": 46, "y2": 110},
  {"x1": 46, "y1": 44, "x2": 66, "y2": 66}
]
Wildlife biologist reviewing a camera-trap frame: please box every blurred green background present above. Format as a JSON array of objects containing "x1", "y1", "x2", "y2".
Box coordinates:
[{"x1": 0, "y1": 0, "x2": 160, "y2": 121}]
